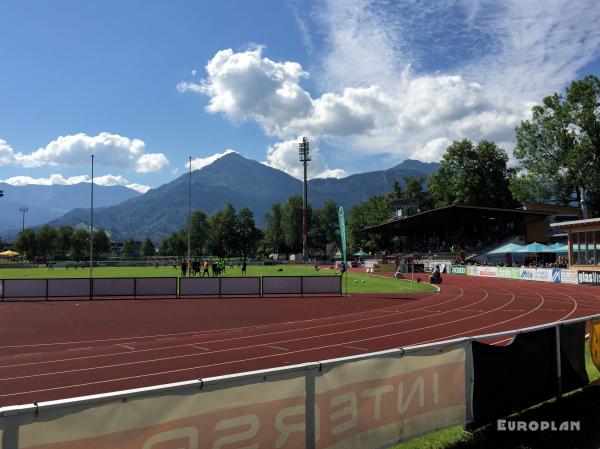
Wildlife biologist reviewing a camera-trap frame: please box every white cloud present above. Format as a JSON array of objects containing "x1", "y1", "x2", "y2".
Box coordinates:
[
  {"x1": 13, "y1": 132, "x2": 168, "y2": 173},
  {"x1": 181, "y1": 1, "x2": 600, "y2": 166},
  {"x1": 178, "y1": 46, "x2": 313, "y2": 135},
  {"x1": 187, "y1": 149, "x2": 236, "y2": 171},
  {"x1": 266, "y1": 138, "x2": 346, "y2": 179},
  {"x1": 0, "y1": 139, "x2": 16, "y2": 165},
  {"x1": 0, "y1": 173, "x2": 150, "y2": 193}
]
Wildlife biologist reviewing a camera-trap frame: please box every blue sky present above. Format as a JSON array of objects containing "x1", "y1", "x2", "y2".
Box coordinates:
[{"x1": 1, "y1": 0, "x2": 599, "y2": 192}]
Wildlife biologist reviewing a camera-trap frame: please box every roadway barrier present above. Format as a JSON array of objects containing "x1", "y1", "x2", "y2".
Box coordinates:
[
  {"x1": 262, "y1": 276, "x2": 342, "y2": 296},
  {"x1": 1, "y1": 314, "x2": 594, "y2": 449},
  {"x1": 0, "y1": 276, "x2": 342, "y2": 301}
]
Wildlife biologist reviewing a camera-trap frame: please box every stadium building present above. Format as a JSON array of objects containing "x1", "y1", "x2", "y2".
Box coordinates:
[{"x1": 365, "y1": 202, "x2": 580, "y2": 261}]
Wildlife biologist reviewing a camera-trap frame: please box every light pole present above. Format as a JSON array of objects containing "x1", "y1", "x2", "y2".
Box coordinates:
[
  {"x1": 90, "y1": 155, "x2": 94, "y2": 279},
  {"x1": 19, "y1": 206, "x2": 28, "y2": 231},
  {"x1": 299, "y1": 137, "x2": 310, "y2": 261},
  {"x1": 187, "y1": 156, "x2": 192, "y2": 276}
]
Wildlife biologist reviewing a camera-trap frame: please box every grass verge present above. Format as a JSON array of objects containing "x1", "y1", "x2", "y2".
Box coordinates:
[{"x1": 0, "y1": 264, "x2": 437, "y2": 293}]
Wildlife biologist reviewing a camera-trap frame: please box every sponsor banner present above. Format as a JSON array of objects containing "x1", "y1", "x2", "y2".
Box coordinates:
[
  {"x1": 472, "y1": 266, "x2": 497, "y2": 278},
  {"x1": 466, "y1": 266, "x2": 474, "y2": 276},
  {"x1": 519, "y1": 268, "x2": 554, "y2": 282},
  {"x1": 9, "y1": 374, "x2": 307, "y2": 449},
  {"x1": 496, "y1": 267, "x2": 513, "y2": 279},
  {"x1": 315, "y1": 345, "x2": 467, "y2": 448},
  {"x1": 560, "y1": 269, "x2": 579, "y2": 284},
  {"x1": 519, "y1": 268, "x2": 535, "y2": 281},
  {"x1": 2, "y1": 346, "x2": 468, "y2": 449},
  {"x1": 551, "y1": 269, "x2": 562, "y2": 283},
  {"x1": 511, "y1": 268, "x2": 521, "y2": 279},
  {"x1": 534, "y1": 269, "x2": 553, "y2": 282},
  {"x1": 450, "y1": 265, "x2": 467, "y2": 275},
  {"x1": 578, "y1": 270, "x2": 600, "y2": 286}
]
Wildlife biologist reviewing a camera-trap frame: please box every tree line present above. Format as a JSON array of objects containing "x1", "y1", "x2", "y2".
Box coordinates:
[
  {"x1": 14, "y1": 225, "x2": 111, "y2": 260},
  {"x1": 159, "y1": 198, "x2": 339, "y2": 258}
]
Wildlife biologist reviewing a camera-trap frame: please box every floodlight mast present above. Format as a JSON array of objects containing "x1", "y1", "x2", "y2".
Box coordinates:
[
  {"x1": 299, "y1": 137, "x2": 310, "y2": 260},
  {"x1": 19, "y1": 206, "x2": 28, "y2": 232}
]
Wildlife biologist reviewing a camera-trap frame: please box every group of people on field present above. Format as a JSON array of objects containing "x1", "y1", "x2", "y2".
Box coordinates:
[{"x1": 178, "y1": 259, "x2": 247, "y2": 277}]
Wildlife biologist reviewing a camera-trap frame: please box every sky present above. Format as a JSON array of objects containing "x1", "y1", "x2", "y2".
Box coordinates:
[{"x1": 1, "y1": 0, "x2": 599, "y2": 193}]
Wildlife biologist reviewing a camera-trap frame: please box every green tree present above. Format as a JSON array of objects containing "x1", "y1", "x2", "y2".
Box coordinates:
[
  {"x1": 159, "y1": 231, "x2": 186, "y2": 256},
  {"x1": 56, "y1": 225, "x2": 74, "y2": 255},
  {"x1": 93, "y1": 230, "x2": 111, "y2": 258},
  {"x1": 36, "y1": 225, "x2": 57, "y2": 257},
  {"x1": 310, "y1": 200, "x2": 338, "y2": 256},
  {"x1": 71, "y1": 228, "x2": 90, "y2": 260},
  {"x1": 140, "y1": 237, "x2": 156, "y2": 257},
  {"x1": 403, "y1": 176, "x2": 433, "y2": 212},
  {"x1": 14, "y1": 229, "x2": 37, "y2": 259},
  {"x1": 512, "y1": 75, "x2": 600, "y2": 213},
  {"x1": 347, "y1": 195, "x2": 391, "y2": 253},
  {"x1": 206, "y1": 203, "x2": 238, "y2": 258},
  {"x1": 236, "y1": 208, "x2": 261, "y2": 258},
  {"x1": 263, "y1": 203, "x2": 286, "y2": 255},
  {"x1": 428, "y1": 139, "x2": 515, "y2": 208},
  {"x1": 189, "y1": 210, "x2": 208, "y2": 255},
  {"x1": 122, "y1": 238, "x2": 138, "y2": 258},
  {"x1": 282, "y1": 195, "x2": 304, "y2": 254}
]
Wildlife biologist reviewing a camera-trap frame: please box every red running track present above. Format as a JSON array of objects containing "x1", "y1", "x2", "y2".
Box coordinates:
[{"x1": 1, "y1": 274, "x2": 599, "y2": 407}]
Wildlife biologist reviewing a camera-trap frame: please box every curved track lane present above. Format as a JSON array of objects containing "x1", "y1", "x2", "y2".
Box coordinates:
[{"x1": 1, "y1": 274, "x2": 599, "y2": 406}]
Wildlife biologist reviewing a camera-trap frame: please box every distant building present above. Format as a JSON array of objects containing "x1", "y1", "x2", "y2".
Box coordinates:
[{"x1": 551, "y1": 218, "x2": 600, "y2": 270}]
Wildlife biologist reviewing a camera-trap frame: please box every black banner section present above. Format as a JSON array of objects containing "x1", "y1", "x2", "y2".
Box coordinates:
[
  {"x1": 578, "y1": 270, "x2": 600, "y2": 285},
  {"x1": 471, "y1": 323, "x2": 588, "y2": 429}
]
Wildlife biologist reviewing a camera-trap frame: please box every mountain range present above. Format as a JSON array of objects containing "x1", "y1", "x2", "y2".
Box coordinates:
[
  {"x1": 42, "y1": 153, "x2": 438, "y2": 242},
  {"x1": 0, "y1": 183, "x2": 141, "y2": 239}
]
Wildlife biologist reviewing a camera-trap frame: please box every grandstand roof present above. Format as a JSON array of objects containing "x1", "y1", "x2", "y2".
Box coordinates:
[{"x1": 364, "y1": 205, "x2": 550, "y2": 234}]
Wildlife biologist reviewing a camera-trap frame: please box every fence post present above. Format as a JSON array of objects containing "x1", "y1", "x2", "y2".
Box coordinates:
[
  {"x1": 218, "y1": 277, "x2": 222, "y2": 298},
  {"x1": 133, "y1": 278, "x2": 137, "y2": 300},
  {"x1": 1, "y1": 279, "x2": 4, "y2": 301},
  {"x1": 46, "y1": 278, "x2": 49, "y2": 301},
  {"x1": 305, "y1": 366, "x2": 317, "y2": 449},
  {"x1": 555, "y1": 325, "x2": 562, "y2": 401}
]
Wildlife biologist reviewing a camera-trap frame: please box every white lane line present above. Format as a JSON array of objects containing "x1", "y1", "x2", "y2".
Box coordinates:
[
  {"x1": 0, "y1": 288, "x2": 497, "y2": 382},
  {"x1": 116, "y1": 344, "x2": 136, "y2": 351},
  {"x1": 14, "y1": 353, "x2": 41, "y2": 357},
  {"x1": 267, "y1": 346, "x2": 289, "y2": 352},
  {"x1": 0, "y1": 292, "x2": 443, "y2": 351},
  {"x1": 66, "y1": 347, "x2": 93, "y2": 351},
  {"x1": 188, "y1": 345, "x2": 209, "y2": 351},
  {"x1": 0, "y1": 288, "x2": 467, "y2": 370}
]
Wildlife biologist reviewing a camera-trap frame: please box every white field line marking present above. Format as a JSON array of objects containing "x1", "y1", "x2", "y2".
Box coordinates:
[
  {"x1": 0, "y1": 287, "x2": 500, "y2": 381},
  {"x1": 0, "y1": 288, "x2": 466, "y2": 370},
  {"x1": 66, "y1": 347, "x2": 93, "y2": 352},
  {"x1": 0, "y1": 291, "x2": 444, "y2": 350}
]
